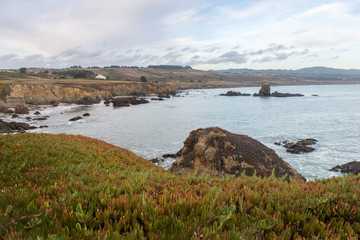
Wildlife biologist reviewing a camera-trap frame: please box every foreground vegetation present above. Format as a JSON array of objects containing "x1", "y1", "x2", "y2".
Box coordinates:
[{"x1": 0, "y1": 133, "x2": 359, "y2": 239}]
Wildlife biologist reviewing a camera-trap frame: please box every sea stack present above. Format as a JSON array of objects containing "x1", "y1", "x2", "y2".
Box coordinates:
[{"x1": 254, "y1": 83, "x2": 271, "y2": 96}]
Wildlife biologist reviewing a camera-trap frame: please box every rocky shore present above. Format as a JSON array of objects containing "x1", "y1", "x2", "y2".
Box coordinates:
[{"x1": 0, "y1": 82, "x2": 176, "y2": 114}]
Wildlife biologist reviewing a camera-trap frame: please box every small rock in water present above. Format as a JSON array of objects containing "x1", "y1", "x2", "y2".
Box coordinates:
[
  {"x1": 220, "y1": 91, "x2": 251, "y2": 96},
  {"x1": 33, "y1": 117, "x2": 47, "y2": 121},
  {"x1": 34, "y1": 111, "x2": 41, "y2": 115},
  {"x1": 276, "y1": 138, "x2": 318, "y2": 154},
  {"x1": 83, "y1": 113, "x2": 90, "y2": 117},
  {"x1": 69, "y1": 116, "x2": 82, "y2": 121},
  {"x1": 329, "y1": 161, "x2": 360, "y2": 175}
]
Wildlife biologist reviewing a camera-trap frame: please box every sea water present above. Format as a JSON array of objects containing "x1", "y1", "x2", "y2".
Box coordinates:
[{"x1": 7, "y1": 84, "x2": 360, "y2": 180}]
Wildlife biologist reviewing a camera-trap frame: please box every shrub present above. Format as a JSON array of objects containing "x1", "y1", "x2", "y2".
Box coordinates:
[{"x1": 140, "y1": 76, "x2": 148, "y2": 82}]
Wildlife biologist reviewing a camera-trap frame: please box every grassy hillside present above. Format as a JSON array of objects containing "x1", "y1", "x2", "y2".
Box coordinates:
[
  {"x1": 0, "y1": 133, "x2": 359, "y2": 239},
  {"x1": 2, "y1": 67, "x2": 359, "y2": 89}
]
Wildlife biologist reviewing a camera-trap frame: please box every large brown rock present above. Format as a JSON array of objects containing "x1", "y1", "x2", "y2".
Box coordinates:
[
  {"x1": 14, "y1": 103, "x2": 29, "y2": 114},
  {"x1": 170, "y1": 127, "x2": 305, "y2": 181}
]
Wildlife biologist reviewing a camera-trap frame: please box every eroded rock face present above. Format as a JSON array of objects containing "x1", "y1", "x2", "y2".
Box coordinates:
[{"x1": 170, "y1": 127, "x2": 306, "y2": 181}]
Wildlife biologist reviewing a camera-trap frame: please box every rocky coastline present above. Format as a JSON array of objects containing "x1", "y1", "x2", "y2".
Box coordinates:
[{"x1": 0, "y1": 82, "x2": 176, "y2": 114}]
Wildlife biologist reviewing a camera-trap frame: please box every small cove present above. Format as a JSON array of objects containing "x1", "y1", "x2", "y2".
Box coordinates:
[{"x1": 6, "y1": 84, "x2": 360, "y2": 180}]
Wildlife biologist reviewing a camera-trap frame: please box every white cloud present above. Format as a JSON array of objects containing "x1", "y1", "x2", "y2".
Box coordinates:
[{"x1": 0, "y1": 0, "x2": 360, "y2": 69}]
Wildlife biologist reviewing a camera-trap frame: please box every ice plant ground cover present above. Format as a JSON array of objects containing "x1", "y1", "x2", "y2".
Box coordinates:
[{"x1": 0, "y1": 133, "x2": 359, "y2": 239}]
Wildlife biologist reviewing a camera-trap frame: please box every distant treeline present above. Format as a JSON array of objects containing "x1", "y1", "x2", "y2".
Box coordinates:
[
  {"x1": 53, "y1": 70, "x2": 95, "y2": 79},
  {"x1": 147, "y1": 65, "x2": 192, "y2": 70},
  {"x1": 103, "y1": 65, "x2": 140, "y2": 69}
]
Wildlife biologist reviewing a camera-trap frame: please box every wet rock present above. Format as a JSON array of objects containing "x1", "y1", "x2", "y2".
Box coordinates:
[
  {"x1": 131, "y1": 98, "x2": 149, "y2": 105},
  {"x1": 25, "y1": 117, "x2": 32, "y2": 120},
  {"x1": 170, "y1": 127, "x2": 305, "y2": 181},
  {"x1": 83, "y1": 113, "x2": 91, "y2": 117},
  {"x1": 111, "y1": 97, "x2": 149, "y2": 107},
  {"x1": 12, "y1": 114, "x2": 19, "y2": 118},
  {"x1": 15, "y1": 103, "x2": 29, "y2": 114},
  {"x1": 220, "y1": 91, "x2": 251, "y2": 96},
  {"x1": 163, "y1": 149, "x2": 182, "y2": 158},
  {"x1": 69, "y1": 116, "x2": 82, "y2": 121},
  {"x1": 33, "y1": 117, "x2": 48, "y2": 121},
  {"x1": 277, "y1": 139, "x2": 318, "y2": 154},
  {"x1": 253, "y1": 83, "x2": 304, "y2": 97},
  {"x1": 40, "y1": 125, "x2": 48, "y2": 128},
  {"x1": 150, "y1": 158, "x2": 164, "y2": 164},
  {"x1": 111, "y1": 97, "x2": 133, "y2": 107},
  {"x1": 151, "y1": 97, "x2": 165, "y2": 101},
  {"x1": 271, "y1": 91, "x2": 304, "y2": 97},
  {"x1": 0, "y1": 119, "x2": 37, "y2": 133},
  {"x1": 34, "y1": 111, "x2": 41, "y2": 115},
  {"x1": 76, "y1": 96, "x2": 101, "y2": 105},
  {"x1": 329, "y1": 161, "x2": 360, "y2": 175}
]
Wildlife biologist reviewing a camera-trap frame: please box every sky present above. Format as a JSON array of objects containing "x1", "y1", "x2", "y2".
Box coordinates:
[{"x1": 1, "y1": 0, "x2": 360, "y2": 70}]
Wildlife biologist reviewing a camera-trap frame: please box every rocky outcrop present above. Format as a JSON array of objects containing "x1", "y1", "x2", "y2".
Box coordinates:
[
  {"x1": 271, "y1": 91, "x2": 304, "y2": 97},
  {"x1": 253, "y1": 83, "x2": 304, "y2": 97},
  {"x1": 329, "y1": 161, "x2": 360, "y2": 175},
  {"x1": 220, "y1": 91, "x2": 251, "y2": 96},
  {"x1": 15, "y1": 103, "x2": 29, "y2": 114},
  {"x1": 170, "y1": 127, "x2": 305, "y2": 181},
  {"x1": 0, "y1": 119, "x2": 37, "y2": 133},
  {"x1": 111, "y1": 97, "x2": 149, "y2": 107},
  {"x1": 253, "y1": 83, "x2": 271, "y2": 96},
  {"x1": 276, "y1": 139, "x2": 317, "y2": 154}
]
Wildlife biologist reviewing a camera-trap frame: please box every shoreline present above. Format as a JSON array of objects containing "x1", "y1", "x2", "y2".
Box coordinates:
[
  {"x1": 1, "y1": 84, "x2": 359, "y2": 180},
  {"x1": 1, "y1": 81, "x2": 359, "y2": 113}
]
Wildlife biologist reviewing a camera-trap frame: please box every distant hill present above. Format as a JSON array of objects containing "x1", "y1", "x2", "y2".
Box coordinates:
[{"x1": 213, "y1": 66, "x2": 360, "y2": 75}]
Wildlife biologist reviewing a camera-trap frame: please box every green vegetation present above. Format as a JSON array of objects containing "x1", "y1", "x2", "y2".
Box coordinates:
[
  {"x1": 0, "y1": 84, "x2": 10, "y2": 102},
  {"x1": 53, "y1": 70, "x2": 95, "y2": 79},
  {"x1": 140, "y1": 76, "x2": 148, "y2": 83},
  {"x1": 0, "y1": 133, "x2": 359, "y2": 239},
  {"x1": 19, "y1": 68, "x2": 27, "y2": 74}
]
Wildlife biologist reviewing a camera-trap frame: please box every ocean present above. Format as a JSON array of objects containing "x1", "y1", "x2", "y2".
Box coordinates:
[{"x1": 7, "y1": 84, "x2": 360, "y2": 180}]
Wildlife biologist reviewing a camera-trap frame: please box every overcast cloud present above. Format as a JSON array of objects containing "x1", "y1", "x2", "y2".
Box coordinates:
[{"x1": 0, "y1": 0, "x2": 359, "y2": 70}]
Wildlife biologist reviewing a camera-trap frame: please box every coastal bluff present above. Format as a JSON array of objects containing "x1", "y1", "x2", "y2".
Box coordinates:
[
  {"x1": 170, "y1": 127, "x2": 306, "y2": 181},
  {"x1": 0, "y1": 82, "x2": 175, "y2": 111}
]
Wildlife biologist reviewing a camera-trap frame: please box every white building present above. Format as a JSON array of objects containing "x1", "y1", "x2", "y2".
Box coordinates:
[{"x1": 95, "y1": 74, "x2": 106, "y2": 80}]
